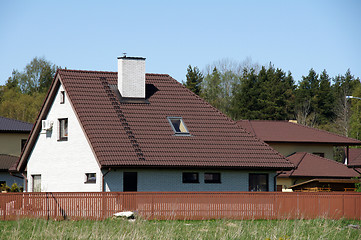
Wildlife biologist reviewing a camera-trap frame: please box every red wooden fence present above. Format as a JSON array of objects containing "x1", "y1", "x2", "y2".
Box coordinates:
[{"x1": 1, "y1": 192, "x2": 360, "y2": 220}]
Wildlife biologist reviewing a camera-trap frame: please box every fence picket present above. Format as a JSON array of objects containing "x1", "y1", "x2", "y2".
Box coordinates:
[{"x1": 0, "y1": 192, "x2": 360, "y2": 220}]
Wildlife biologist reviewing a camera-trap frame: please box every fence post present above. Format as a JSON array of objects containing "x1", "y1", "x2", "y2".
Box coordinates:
[
  {"x1": 102, "y1": 193, "x2": 106, "y2": 220},
  {"x1": 151, "y1": 193, "x2": 154, "y2": 219},
  {"x1": 1, "y1": 194, "x2": 6, "y2": 220}
]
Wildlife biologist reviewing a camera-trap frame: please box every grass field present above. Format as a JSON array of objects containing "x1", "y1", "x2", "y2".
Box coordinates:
[{"x1": 0, "y1": 218, "x2": 360, "y2": 239}]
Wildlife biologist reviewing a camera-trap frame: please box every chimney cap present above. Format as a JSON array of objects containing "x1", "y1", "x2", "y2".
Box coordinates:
[{"x1": 117, "y1": 56, "x2": 146, "y2": 60}]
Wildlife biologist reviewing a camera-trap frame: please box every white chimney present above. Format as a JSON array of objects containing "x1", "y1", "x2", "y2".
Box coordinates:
[{"x1": 117, "y1": 56, "x2": 146, "y2": 99}]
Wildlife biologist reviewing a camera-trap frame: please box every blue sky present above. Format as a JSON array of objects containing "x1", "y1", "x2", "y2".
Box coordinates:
[{"x1": 0, "y1": 0, "x2": 360, "y2": 85}]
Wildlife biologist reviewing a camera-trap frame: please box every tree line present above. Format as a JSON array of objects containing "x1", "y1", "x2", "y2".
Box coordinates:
[
  {"x1": 183, "y1": 59, "x2": 361, "y2": 140},
  {"x1": 1, "y1": 57, "x2": 360, "y2": 141}
]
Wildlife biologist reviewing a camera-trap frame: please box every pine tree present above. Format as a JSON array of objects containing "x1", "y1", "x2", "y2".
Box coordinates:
[{"x1": 183, "y1": 65, "x2": 203, "y2": 95}]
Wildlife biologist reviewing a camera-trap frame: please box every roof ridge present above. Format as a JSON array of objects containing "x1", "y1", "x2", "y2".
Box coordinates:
[
  {"x1": 169, "y1": 76, "x2": 235, "y2": 124},
  {"x1": 287, "y1": 121, "x2": 360, "y2": 143},
  {"x1": 58, "y1": 69, "x2": 116, "y2": 74},
  {"x1": 0, "y1": 116, "x2": 32, "y2": 125},
  {"x1": 58, "y1": 69, "x2": 170, "y2": 77},
  {"x1": 305, "y1": 152, "x2": 352, "y2": 167}
]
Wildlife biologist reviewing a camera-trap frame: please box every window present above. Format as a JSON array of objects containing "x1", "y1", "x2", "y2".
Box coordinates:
[
  {"x1": 58, "y1": 118, "x2": 68, "y2": 141},
  {"x1": 249, "y1": 173, "x2": 269, "y2": 192},
  {"x1": 85, "y1": 173, "x2": 96, "y2": 183},
  {"x1": 60, "y1": 91, "x2": 65, "y2": 104},
  {"x1": 313, "y1": 152, "x2": 325, "y2": 158},
  {"x1": 167, "y1": 117, "x2": 190, "y2": 135},
  {"x1": 32, "y1": 175, "x2": 41, "y2": 192},
  {"x1": 204, "y1": 173, "x2": 221, "y2": 183},
  {"x1": 182, "y1": 172, "x2": 199, "y2": 183},
  {"x1": 21, "y1": 139, "x2": 27, "y2": 151}
]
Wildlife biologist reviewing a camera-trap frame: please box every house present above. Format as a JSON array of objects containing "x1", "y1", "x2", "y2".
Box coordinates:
[
  {"x1": 0, "y1": 116, "x2": 33, "y2": 187},
  {"x1": 278, "y1": 152, "x2": 359, "y2": 190},
  {"x1": 11, "y1": 56, "x2": 293, "y2": 192},
  {"x1": 236, "y1": 120, "x2": 361, "y2": 161},
  {"x1": 236, "y1": 120, "x2": 361, "y2": 190}
]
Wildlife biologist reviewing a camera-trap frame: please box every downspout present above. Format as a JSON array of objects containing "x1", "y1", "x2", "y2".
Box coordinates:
[
  {"x1": 102, "y1": 168, "x2": 111, "y2": 192},
  {"x1": 21, "y1": 173, "x2": 28, "y2": 192},
  {"x1": 274, "y1": 171, "x2": 284, "y2": 191}
]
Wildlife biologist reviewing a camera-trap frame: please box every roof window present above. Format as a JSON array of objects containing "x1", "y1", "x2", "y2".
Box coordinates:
[{"x1": 167, "y1": 117, "x2": 190, "y2": 135}]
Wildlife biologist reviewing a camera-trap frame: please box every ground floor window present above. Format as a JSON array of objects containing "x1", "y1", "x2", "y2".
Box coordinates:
[
  {"x1": 182, "y1": 172, "x2": 199, "y2": 183},
  {"x1": 204, "y1": 173, "x2": 221, "y2": 183},
  {"x1": 32, "y1": 175, "x2": 41, "y2": 192},
  {"x1": 85, "y1": 173, "x2": 96, "y2": 183},
  {"x1": 249, "y1": 173, "x2": 268, "y2": 191}
]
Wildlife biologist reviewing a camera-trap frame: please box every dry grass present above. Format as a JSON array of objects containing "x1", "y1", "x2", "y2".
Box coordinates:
[{"x1": 0, "y1": 218, "x2": 360, "y2": 239}]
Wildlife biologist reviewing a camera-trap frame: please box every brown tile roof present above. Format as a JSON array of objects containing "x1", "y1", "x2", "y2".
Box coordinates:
[
  {"x1": 279, "y1": 152, "x2": 359, "y2": 178},
  {"x1": 0, "y1": 154, "x2": 18, "y2": 171},
  {"x1": 237, "y1": 120, "x2": 361, "y2": 145},
  {"x1": 14, "y1": 69, "x2": 294, "y2": 171},
  {"x1": 347, "y1": 148, "x2": 361, "y2": 167}
]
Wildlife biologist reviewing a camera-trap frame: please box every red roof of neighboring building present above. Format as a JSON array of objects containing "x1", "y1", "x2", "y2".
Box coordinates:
[
  {"x1": 347, "y1": 148, "x2": 361, "y2": 167},
  {"x1": 279, "y1": 152, "x2": 359, "y2": 178},
  {"x1": 236, "y1": 120, "x2": 361, "y2": 145},
  {"x1": 13, "y1": 69, "x2": 294, "y2": 171}
]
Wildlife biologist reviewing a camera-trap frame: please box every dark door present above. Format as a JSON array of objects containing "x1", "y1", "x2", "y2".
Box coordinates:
[{"x1": 123, "y1": 172, "x2": 137, "y2": 192}]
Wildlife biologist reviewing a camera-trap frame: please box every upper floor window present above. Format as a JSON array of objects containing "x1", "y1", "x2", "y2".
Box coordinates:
[
  {"x1": 60, "y1": 91, "x2": 65, "y2": 104},
  {"x1": 21, "y1": 139, "x2": 27, "y2": 151},
  {"x1": 58, "y1": 118, "x2": 68, "y2": 141},
  {"x1": 167, "y1": 117, "x2": 190, "y2": 135}
]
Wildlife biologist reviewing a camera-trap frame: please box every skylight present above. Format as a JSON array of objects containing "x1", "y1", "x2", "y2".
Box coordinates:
[{"x1": 167, "y1": 117, "x2": 190, "y2": 135}]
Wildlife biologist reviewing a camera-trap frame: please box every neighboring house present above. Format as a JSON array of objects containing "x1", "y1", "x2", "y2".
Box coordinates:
[
  {"x1": 236, "y1": 120, "x2": 361, "y2": 191},
  {"x1": 278, "y1": 152, "x2": 359, "y2": 190},
  {"x1": 236, "y1": 120, "x2": 361, "y2": 161},
  {"x1": 0, "y1": 116, "x2": 33, "y2": 187},
  {"x1": 346, "y1": 148, "x2": 361, "y2": 169},
  {"x1": 11, "y1": 57, "x2": 293, "y2": 192}
]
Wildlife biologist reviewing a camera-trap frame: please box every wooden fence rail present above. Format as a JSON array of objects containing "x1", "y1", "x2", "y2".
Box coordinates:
[{"x1": 1, "y1": 192, "x2": 360, "y2": 220}]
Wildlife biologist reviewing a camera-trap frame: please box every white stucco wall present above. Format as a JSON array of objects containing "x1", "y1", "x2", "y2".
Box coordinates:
[
  {"x1": 26, "y1": 84, "x2": 101, "y2": 192},
  {"x1": 105, "y1": 169, "x2": 277, "y2": 192}
]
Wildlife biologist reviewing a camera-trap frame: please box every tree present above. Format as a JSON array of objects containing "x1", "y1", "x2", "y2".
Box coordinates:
[
  {"x1": 183, "y1": 65, "x2": 203, "y2": 95},
  {"x1": 317, "y1": 70, "x2": 335, "y2": 125},
  {"x1": 201, "y1": 67, "x2": 222, "y2": 110},
  {"x1": 0, "y1": 57, "x2": 58, "y2": 122},
  {"x1": 6, "y1": 57, "x2": 57, "y2": 95},
  {"x1": 294, "y1": 69, "x2": 320, "y2": 126},
  {"x1": 333, "y1": 69, "x2": 361, "y2": 136}
]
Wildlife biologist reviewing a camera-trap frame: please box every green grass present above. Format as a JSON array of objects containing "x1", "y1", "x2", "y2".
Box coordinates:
[{"x1": 0, "y1": 218, "x2": 360, "y2": 239}]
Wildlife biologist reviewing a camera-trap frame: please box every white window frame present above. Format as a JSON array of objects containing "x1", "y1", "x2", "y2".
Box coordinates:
[
  {"x1": 58, "y1": 118, "x2": 68, "y2": 141},
  {"x1": 32, "y1": 174, "x2": 41, "y2": 192}
]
